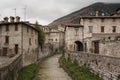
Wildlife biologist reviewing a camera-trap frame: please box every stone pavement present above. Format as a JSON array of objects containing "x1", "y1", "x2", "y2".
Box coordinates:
[{"x1": 36, "y1": 54, "x2": 72, "y2": 80}]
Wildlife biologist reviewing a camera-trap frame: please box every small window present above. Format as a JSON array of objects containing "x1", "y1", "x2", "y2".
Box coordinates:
[
  {"x1": 3, "y1": 47, "x2": 7, "y2": 56},
  {"x1": 35, "y1": 39, "x2": 37, "y2": 44},
  {"x1": 89, "y1": 19, "x2": 92, "y2": 22},
  {"x1": 75, "y1": 28, "x2": 79, "y2": 36},
  {"x1": 5, "y1": 36, "x2": 9, "y2": 44},
  {"x1": 113, "y1": 18, "x2": 116, "y2": 22},
  {"x1": 6, "y1": 25, "x2": 9, "y2": 31},
  {"x1": 15, "y1": 24, "x2": 18, "y2": 31},
  {"x1": 15, "y1": 44, "x2": 18, "y2": 54},
  {"x1": 101, "y1": 26, "x2": 104, "y2": 32},
  {"x1": 88, "y1": 26, "x2": 93, "y2": 33},
  {"x1": 101, "y1": 18, "x2": 104, "y2": 22},
  {"x1": 29, "y1": 38, "x2": 31, "y2": 45},
  {"x1": 112, "y1": 26, "x2": 116, "y2": 33},
  {"x1": 55, "y1": 39, "x2": 57, "y2": 41}
]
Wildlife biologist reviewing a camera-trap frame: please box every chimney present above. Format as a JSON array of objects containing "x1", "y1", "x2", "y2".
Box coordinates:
[
  {"x1": 10, "y1": 16, "x2": 15, "y2": 22},
  {"x1": 16, "y1": 16, "x2": 20, "y2": 22},
  {"x1": 4, "y1": 17, "x2": 9, "y2": 23},
  {"x1": 96, "y1": 11, "x2": 99, "y2": 16}
]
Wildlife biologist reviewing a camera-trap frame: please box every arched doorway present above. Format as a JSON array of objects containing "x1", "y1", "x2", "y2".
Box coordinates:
[{"x1": 75, "y1": 41, "x2": 83, "y2": 51}]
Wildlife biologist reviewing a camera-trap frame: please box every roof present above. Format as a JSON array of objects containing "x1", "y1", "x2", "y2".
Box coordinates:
[
  {"x1": 80, "y1": 16, "x2": 120, "y2": 19},
  {"x1": 0, "y1": 22, "x2": 39, "y2": 32}
]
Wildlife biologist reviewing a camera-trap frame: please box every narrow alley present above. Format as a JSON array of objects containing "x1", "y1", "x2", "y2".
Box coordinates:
[{"x1": 36, "y1": 54, "x2": 72, "y2": 80}]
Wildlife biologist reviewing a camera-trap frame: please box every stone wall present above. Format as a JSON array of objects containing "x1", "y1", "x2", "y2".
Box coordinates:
[
  {"x1": 22, "y1": 24, "x2": 39, "y2": 66},
  {"x1": 38, "y1": 43, "x2": 52, "y2": 62},
  {"x1": 0, "y1": 54, "x2": 22, "y2": 80},
  {"x1": 65, "y1": 51, "x2": 120, "y2": 80},
  {"x1": 99, "y1": 41, "x2": 120, "y2": 57}
]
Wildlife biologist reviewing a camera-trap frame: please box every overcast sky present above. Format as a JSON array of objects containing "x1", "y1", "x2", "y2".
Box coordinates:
[{"x1": 0, "y1": 0, "x2": 119, "y2": 25}]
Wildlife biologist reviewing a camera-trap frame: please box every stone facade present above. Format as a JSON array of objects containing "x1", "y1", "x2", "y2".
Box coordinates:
[
  {"x1": 80, "y1": 16, "x2": 120, "y2": 55},
  {"x1": 0, "y1": 16, "x2": 39, "y2": 66},
  {"x1": 62, "y1": 15, "x2": 120, "y2": 57},
  {"x1": 64, "y1": 24, "x2": 83, "y2": 51}
]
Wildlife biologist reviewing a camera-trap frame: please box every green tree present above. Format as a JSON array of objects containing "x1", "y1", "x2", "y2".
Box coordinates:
[{"x1": 35, "y1": 21, "x2": 45, "y2": 49}]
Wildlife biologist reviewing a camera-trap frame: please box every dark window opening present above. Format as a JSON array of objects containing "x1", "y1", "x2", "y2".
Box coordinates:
[
  {"x1": 15, "y1": 44, "x2": 18, "y2": 54},
  {"x1": 101, "y1": 26, "x2": 104, "y2": 32},
  {"x1": 89, "y1": 19, "x2": 92, "y2": 22},
  {"x1": 101, "y1": 18, "x2": 104, "y2": 22},
  {"x1": 5, "y1": 36, "x2": 9, "y2": 44},
  {"x1": 55, "y1": 39, "x2": 57, "y2": 41},
  {"x1": 29, "y1": 38, "x2": 31, "y2": 45},
  {"x1": 112, "y1": 26, "x2": 116, "y2": 33},
  {"x1": 3, "y1": 47, "x2": 7, "y2": 56},
  {"x1": 113, "y1": 18, "x2": 116, "y2": 22}
]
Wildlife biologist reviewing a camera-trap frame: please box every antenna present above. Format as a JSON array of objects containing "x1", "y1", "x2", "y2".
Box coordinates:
[
  {"x1": 13, "y1": 8, "x2": 16, "y2": 17},
  {"x1": 23, "y1": 5, "x2": 27, "y2": 21}
]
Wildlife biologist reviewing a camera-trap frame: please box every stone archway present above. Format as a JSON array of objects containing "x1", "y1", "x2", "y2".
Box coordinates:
[{"x1": 74, "y1": 41, "x2": 83, "y2": 51}]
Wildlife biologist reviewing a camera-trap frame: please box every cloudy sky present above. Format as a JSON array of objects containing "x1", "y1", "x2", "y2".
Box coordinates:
[{"x1": 0, "y1": 0, "x2": 119, "y2": 25}]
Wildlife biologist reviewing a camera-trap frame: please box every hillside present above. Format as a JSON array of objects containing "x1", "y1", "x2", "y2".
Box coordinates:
[{"x1": 49, "y1": 2, "x2": 120, "y2": 26}]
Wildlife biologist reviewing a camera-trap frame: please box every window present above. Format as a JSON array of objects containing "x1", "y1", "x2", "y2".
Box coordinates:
[
  {"x1": 75, "y1": 28, "x2": 79, "y2": 36},
  {"x1": 29, "y1": 38, "x2": 31, "y2": 45},
  {"x1": 112, "y1": 26, "x2": 116, "y2": 32},
  {"x1": 88, "y1": 26, "x2": 93, "y2": 33},
  {"x1": 113, "y1": 18, "x2": 116, "y2": 22},
  {"x1": 3, "y1": 47, "x2": 7, "y2": 56},
  {"x1": 101, "y1": 26, "x2": 104, "y2": 32},
  {"x1": 15, "y1": 44, "x2": 18, "y2": 54},
  {"x1": 15, "y1": 24, "x2": 18, "y2": 31},
  {"x1": 6, "y1": 25, "x2": 9, "y2": 31},
  {"x1": 5, "y1": 36, "x2": 9, "y2": 44},
  {"x1": 89, "y1": 19, "x2": 92, "y2": 22},
  {"x1": 55, "y1": 39, "x2": 57, "y2": 41},
  {"x1": 101, "y1": 18, "x2": 104, "y2": 22}
]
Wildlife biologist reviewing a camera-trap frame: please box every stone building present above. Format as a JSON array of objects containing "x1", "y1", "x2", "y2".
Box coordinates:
[
  {"x1": 80, "y1": 16, "x2": 120, "y2": 57},
  {"x1": 63, "y1": 11, "x2": 120, "y2": 57},
  {"x1": 42, "y1": 26, "x2": 65, "y2": 53},
  {"x1": 0, "y1": 16, "x2": 39, "y2": 66},
  {"x1": 64, "y1": 24, "x2": 83, "y2": 51}
]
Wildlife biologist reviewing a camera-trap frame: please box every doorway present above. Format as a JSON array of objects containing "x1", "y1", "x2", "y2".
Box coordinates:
[{"x1": 75, "y1": 41, "x2": 83, "y2": 51}]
